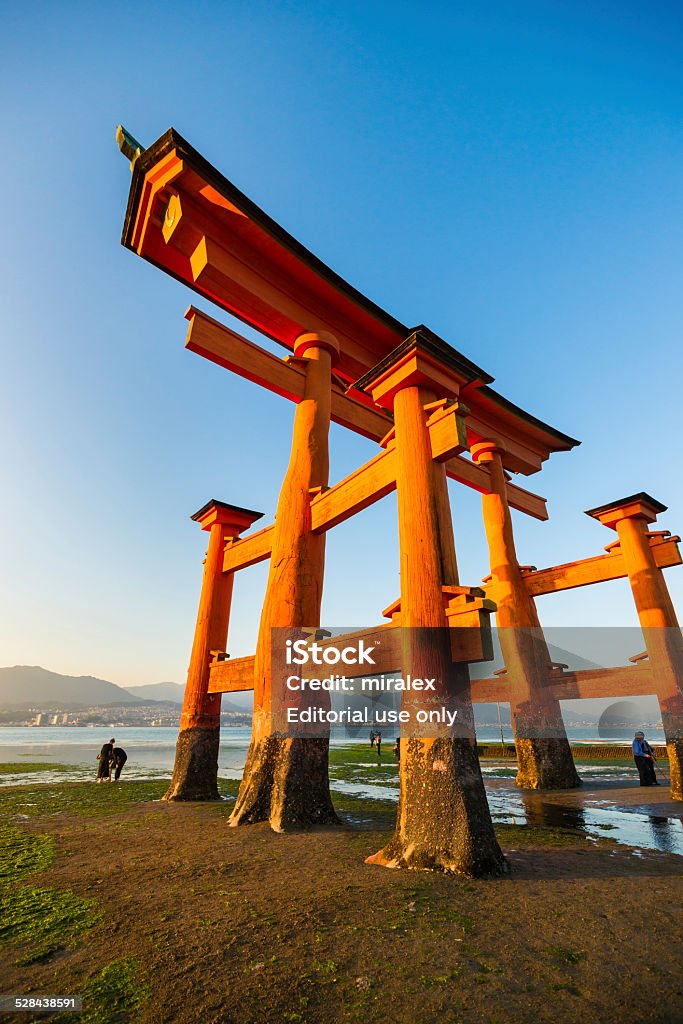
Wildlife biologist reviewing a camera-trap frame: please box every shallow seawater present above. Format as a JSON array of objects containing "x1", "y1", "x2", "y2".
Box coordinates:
[
  {"x1": 487, "y1": 788, "x2": 683, "y2": 857},
  {"x1": 325, "y1": 758, "x2": 683, "y2": 857},
  {"x1": 2, "y1": 745, "x2": 682, "y2": 858},
  {"x1": 0, "y1": 766, "x2": 171, "y2": 787}
]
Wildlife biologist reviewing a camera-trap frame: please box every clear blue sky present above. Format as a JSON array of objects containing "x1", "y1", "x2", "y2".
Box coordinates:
[{"x1": 1, "y1": 1, "x2": 681, "y2": 686}]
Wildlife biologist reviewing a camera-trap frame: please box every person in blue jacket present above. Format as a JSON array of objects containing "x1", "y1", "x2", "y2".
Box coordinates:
[{"x1": 632, "y1": 731, "x2": 659, "y2": 786}]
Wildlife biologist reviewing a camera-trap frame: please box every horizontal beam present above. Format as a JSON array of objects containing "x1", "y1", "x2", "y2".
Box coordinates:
[
  {"x1": 444, "y1": 454, "x2": 548, "y2": 520},
  {"x1": 209, "y1": 621, "x2": 503, "y2": 695},
  {"x1": 521, "y1": 535, "x2": 682, "y2": 597},
  {"x1": 208, "y1": 625, "x2": 400, "y2": 693},
  {"x1": 470, "y1": 665, "x2": 657, "y2": 703},
  {"x1": 468, "y1": 677, "x2": 512, "y2": 703},
  {"x1": 187, "y1": 308, "x2": 550, "y2": 521},
  {"x1": 210, "y1": 656, "x2": 659, "y2": 704},
  {"x1": 209, "y1": 656, "x2": 255, "y2": 693},
  {"x1": 311, "y1": 447, "x2": 397, "y2": 533},
  {"x1": 319, "y1": 625, "x2": 402, "y2": 674},
  {"x1": 549, "y1": 666, "x2": 657, "y2": 700},
  {"x1": 186, "y1": 306, "x2": 392, "y2": 442},
  {"x1": 223, "y1": 524, "x2": 274, "y2": 573},
  {"x1": 307, "y1": 404, "x2": 471, "y2": 533}
]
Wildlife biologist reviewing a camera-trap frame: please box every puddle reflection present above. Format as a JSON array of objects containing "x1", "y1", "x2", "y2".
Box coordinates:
[
  {"x1": 4, "y1": 758, "x2": 682, "y2": 858},
  {"x1": 489, "y1": 789, "x2": 683, "y2": 857}
]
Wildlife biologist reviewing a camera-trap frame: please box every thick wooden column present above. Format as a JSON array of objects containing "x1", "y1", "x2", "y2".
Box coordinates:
[
  {"x1": 165, "y1": 500, "x2": 262, "y2": 801},
  {"x1": 472, "y1": 442, "x2": 580, "y2": 789},
  {"x1": 588, "y1": 495, "x2": 683, "y2": 800},
  {"x1": 230, "y1": 332, "x2": 340, "y2": 831},
  {"x1": 363, "y1": 373, "x2": 505, "y2": 875}
]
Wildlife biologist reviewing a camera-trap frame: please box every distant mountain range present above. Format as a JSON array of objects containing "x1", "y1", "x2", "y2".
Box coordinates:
[
  {"x1": 0, "y1": 666, "x2": 151, "y2": 707},
  {"x1": 0, "y1": 666, "x2": 253, "y2": 713},
  {"x1": 124, "y1": 681, "x2": 254, "y2": 712},
  {"x1": 124, "y1": 681, "x2": 186, "y2": 703}
]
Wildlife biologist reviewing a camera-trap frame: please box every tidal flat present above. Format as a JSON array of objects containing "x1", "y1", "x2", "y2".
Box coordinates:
[{"x1": 0, "y1": 754, "x2": 681, "y2": 1024}]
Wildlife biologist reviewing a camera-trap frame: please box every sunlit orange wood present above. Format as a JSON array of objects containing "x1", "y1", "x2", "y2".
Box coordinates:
[
  {"x1": 121, "y1": 128, "x2": 579, "y2": 487},
  {"x1": 352, "y1": 332, "x2": 504, "y2": 876},
  {"x1": 470, "y1": 665, "x2": 656, "y2": 703},
  {"x1": 587, "y1": 494, "x2": 683, "y2": 800},
  {"x1": 444, "y1": 454, "x2": 549, "y2": 520},
  {"x1": 165, "y1": 500, "x2": 262, "y2": 801},
  {"x1": 230, "y1": 335, "x2": 339, "y2": 831},
  {"x1": 223, "y1": 524, "x2": 275, "y2": 573},
  {"x1": 185, "y1": 306, "x2": 549, "y2": 519},
  {"x1": 473, "y1": 441, "x2": 579, "y2": 789},
  {"x1": 426, "y1": 401, "x2": 469, "y2": 462},
  {"x1": 519, "y1": 536, "x2": 682, "y2": 597},
  {"x1": 208, "y1": 655, "x2": 256, "y2": 694},
  {"x1": 159, "y1": 186, "x2": 402, "y2": 379},
  {"x1": 185, "y1": 306, "x2": 392, "y2": 442},
  {"x1": 310, "y1": 447, "x2": 397, "y2": 533}
]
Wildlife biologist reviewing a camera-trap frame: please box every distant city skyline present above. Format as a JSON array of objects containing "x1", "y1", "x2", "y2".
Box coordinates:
[{"x1": 1, "y1": 2, "x2": 682, "y2": 685}]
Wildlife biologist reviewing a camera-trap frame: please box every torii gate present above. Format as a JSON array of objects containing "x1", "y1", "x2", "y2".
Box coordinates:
[{"x1": 117, "y1": 127, "x2": 683, "y2": 874}]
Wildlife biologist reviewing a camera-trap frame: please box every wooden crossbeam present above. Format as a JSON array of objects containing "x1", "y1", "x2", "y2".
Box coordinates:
[
  {"x1": 222, "y1": 409, "x2": 475, "y2": 552},
  {"x1": 185, "y1": 307, "x2": 550, "y2": 522},
  {"x1": 222, "y1": 444, "x2": 401, "y2": 570},
  {"x1": 211, "y1": 650, "x2": 659, "y2": 705},
  {"x1": 208, "y1": 655, "x2": 255, "y2": 693},
  {"x1": 470, "y1": 665, "x2": 657, "y2": 703},
  {"x1": 519, "y1": 535, "x2": 682, "y2": 597},
  {"x1": 223, "y1": 523, "x2": 275, "y2": 573},
  {"x1": 186, "y1": 306, "x2": 392, "y2": 442},
  {"x1": 208, "y1": 625, "x2": 399, "y2": 694},
  {"x1": 548, "y1": 666, "x2": 657, "y2": 700},
  {"x1": 310, "y1": 407, "x2": 468, "y2": 532},
  {"x1": 444, "y1": 454, "x2": 548, "y2": 521},
  {"x1": 311, "y1": 448, "x2": 397, "y2": 533},
  {"x1": 208, "y1": 619, "x2": 495, "y2": 695}
]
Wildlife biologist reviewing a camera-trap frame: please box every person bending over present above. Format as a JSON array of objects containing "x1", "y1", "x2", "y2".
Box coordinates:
[{"x1": 111, "y1": 746, "x2": 128, "y2": 782}]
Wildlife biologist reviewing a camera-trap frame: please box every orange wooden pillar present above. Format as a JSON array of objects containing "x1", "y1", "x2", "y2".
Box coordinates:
[
  {"x1": 165, "y1": 500, "x2": 262, "y2": 801},
  {"x1": 587, "y1": 494, "x2": 683, "y2": 800},
  {"x1": 472, "y1": 442, "x2": 580, "y2": 789},
  {"x1": 357, "y1": 332, "x2": 505, "y2": 875},
  {"x1": 230, "y1": 332, "x2": 340, "y2": 831}
]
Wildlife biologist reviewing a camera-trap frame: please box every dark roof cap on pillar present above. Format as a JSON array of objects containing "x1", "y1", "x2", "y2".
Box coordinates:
[
  {"x1": 191, "y1": 499, "x2": 264, "y2": 522},
  {"x1": 352, "y1": 325, "x2": 494, "y2": 397},
  {"x1": 585, "y1": 492, "x2": 667, "y2": 529},
  {"x1": 191, "y1": 499, "x2": 264, "y2": 533}
]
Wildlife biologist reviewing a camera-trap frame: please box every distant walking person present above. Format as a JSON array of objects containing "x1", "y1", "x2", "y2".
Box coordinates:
[
  {"x1": 632, "y1": 731, "x2": 659, "y2": 787},
  {"x1": 370, "y1": 729, "x2": 376, "y2": 747},
  {"x1": 110, "y1": 747, "x2": 128, "y2": 782},
  {"x1": 96, "y1": 738, "x2": 115, "y2": 782},
  {"x1": 375, "y1": 731, "x2": 382, "y2": 762}
]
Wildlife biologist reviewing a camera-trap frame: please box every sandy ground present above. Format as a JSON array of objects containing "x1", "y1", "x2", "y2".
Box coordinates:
[{"x1": 1, "y1": 775, "x2": 682, "y2": 1024}]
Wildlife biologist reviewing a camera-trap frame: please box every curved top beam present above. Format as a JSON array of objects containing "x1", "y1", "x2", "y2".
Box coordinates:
[{"x1": 119, "y1": 126, "x2": 579, "y2": 474}]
